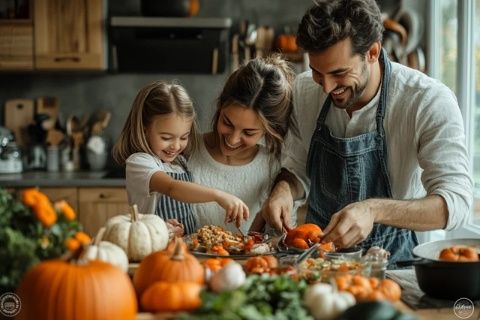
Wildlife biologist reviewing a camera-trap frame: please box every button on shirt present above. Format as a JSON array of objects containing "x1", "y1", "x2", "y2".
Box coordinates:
[{"x1": 282, "y1": 62, "x2": 472, "y2": 230}]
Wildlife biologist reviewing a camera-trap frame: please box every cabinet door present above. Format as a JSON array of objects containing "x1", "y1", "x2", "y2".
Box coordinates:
[
  {"x1": 40, "y1": 187, "x2": 78, "y2": 213},
  {"x1": 34, "y1": 0, "x2": 105, "y2": 70},
  {"x1": 78, "y1": 188, "x2": 130, "y2": 237},
  {"x1": 0, "y1": 20, "x2": 34, "y2": 70}
]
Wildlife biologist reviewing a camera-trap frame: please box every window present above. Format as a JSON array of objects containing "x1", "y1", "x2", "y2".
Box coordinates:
[{"x1": 429, "y1": 0, "x2": 480, "y2": 237}]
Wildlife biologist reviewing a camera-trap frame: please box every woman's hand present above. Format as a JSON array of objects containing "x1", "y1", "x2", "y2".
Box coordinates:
[
  {"x1": 215, "y1": 191, "x2": 250, "y2": 227},
  {"x1": 260, "y1": 180, "x2": 294, "y2": 232}
]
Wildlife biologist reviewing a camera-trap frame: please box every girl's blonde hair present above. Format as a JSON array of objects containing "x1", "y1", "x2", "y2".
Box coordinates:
[
  {"x1": 212, "y1": 54, "x2": 296, "y2": 159},
  {"x1": 113, "y1": 81, "x2": 198, "y2": 165}
]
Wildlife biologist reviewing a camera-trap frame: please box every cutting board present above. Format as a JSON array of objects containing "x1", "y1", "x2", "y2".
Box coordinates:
[{"x1": 4, "y1": 98, "x2": 34, "y2": 146}]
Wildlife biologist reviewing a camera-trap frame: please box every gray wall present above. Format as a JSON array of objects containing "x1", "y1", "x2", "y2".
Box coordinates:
[{"x1": 0, "y1": 0, "x2": 425, "y2": 169}]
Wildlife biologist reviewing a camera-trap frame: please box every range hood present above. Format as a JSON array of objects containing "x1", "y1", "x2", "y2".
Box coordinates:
[{"x1": 110, "y1": 17, "x2": 232, "y2": 74}]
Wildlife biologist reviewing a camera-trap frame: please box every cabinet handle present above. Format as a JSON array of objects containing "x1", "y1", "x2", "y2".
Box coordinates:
[
  {"x1": 99, "y1": 193, "x2": 108, "y2": 199},
  {"x1": 54, "y1": 57, "x2": 81, "y2": 62}
]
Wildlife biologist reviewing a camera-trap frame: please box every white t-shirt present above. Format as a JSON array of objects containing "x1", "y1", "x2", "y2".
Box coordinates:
[
  {"x1": 283, "y1": 62, "x2": 472, "y2": 231},
  {"x1": 187, "y1": 135, "x2": 284, "y2": 234},
  {"x1": 125, "y1": 152, "x2": 188, "y2": 214}
]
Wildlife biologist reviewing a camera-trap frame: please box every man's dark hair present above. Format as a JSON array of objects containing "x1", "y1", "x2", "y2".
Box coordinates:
[{"x1": 296, "y1": 0, "x2": 384, "y2": 55}]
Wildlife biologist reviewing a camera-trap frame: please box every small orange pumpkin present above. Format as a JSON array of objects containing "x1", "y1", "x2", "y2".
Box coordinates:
[
  {"x1": 202, "y1": 258, "x2": 234, "y2": 272},
  {"x1": 285, "y1": 223, "x2": 334, "y2": 251},
  {"x1": 335, "y1": 274, "x2": 401, "y2": 302},
  {"x1": 439, "y1": 245, "x2": 479, "y2": 262},
  {"x1": 133, "y1": 238, "x2": 205, "y2": 298},
  {"x1": 141, "y1": 281, "x2": 202, "y2": 312},
  {"x1": 276, "y1": 34, "x2": 298, "y2": 53},
  {"x1": 244, "y1": 255, "x2": 278, "y2": 274},
  {"x1": 16, "y1": 251, "x2": 137, "y2": 320}
]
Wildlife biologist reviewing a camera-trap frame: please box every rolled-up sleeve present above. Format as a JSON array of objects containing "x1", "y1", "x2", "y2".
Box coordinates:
[{"x1": 416, "y1": 87, "x2": 473, "y2": 230}]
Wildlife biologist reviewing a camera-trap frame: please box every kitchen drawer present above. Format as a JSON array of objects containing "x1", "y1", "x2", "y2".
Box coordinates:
[{"x1": 78, "y1": 187, "x2": 130, "y2": 237}]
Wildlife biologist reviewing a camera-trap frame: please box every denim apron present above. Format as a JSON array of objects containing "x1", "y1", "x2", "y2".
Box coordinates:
[
  {"x1": 155, "y1": 159, "x2": 197, "y2": 235},
  {"x1": 306, "y1": 50, "x2": 417, "y2": 267}
]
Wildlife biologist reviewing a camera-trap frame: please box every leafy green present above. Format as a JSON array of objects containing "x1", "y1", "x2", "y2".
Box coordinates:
[
  {"x1": 0, "y1": 188, "x2": 83, "y2": 293},
  {"x1": 183, "y1": 274, "x2": 313, "y2": 320}
]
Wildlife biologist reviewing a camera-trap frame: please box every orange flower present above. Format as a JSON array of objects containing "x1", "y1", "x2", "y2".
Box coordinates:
[
  {"x1": 54, "y1": 200, "x2": 76, "y2": 221},
  {"x1": 22, "y1": 188, "x2": 58, "y2": 228},
  {"x1": 22, "y1": 188, "x2": 40, "y2": 206},
  {"x1": 65, "y1": 238, "x2": 81, "y2": 252},
  {"x1": 75, "y1": 231, "x2": 91, "y2": 245}
]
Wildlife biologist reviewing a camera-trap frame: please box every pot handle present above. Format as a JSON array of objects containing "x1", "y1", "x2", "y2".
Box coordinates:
[{"x1": 395, "y1": 257, "x2": 429, "y2": 267}]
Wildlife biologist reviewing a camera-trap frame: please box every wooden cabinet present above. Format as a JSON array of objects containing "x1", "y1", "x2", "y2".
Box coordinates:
[
  {"x1": 78, "y1": 187, "x2": 130, "y2": 237},
  {"x1": 0, "y1": 0, "x2": 105, "y2": 71},
  {"x1": 34, "y1": 0, "x2": 106, "y2": 70},
  {"x1": 0, "y1": 20, "x2": 34, "y2": 70},
  {"x1": 41, "y1": 187, "x2": 79, "y2": 213},
  {"x1": 13, "y1": 186, "x2": 128, "y2": 238}
]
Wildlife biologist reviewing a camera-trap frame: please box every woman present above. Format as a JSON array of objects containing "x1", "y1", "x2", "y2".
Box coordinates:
[{"x1": 188, "y1": 55, "x2": 298, "y2": 233}]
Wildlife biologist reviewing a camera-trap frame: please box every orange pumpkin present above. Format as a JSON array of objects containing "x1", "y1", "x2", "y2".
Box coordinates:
[
  {"x1": 16, "y1": 254, "x2": 137, "y2": 320},
  {"x1": 285, "y1": 223, "x2": 335, "y2": 251},
  {"x1": 141, "y1": 281, "x2": 202, "y2": 312},
  {"x1": 439, "y1": 245, "x2": 479, "y2": 262},
  {"x1": 276, "y1": 34, "x2": 298, "y2": 53},
  {"x1": 244, "y1": 255, "x2": 278, "y2": 274},
  {"x1": 133, "y1": 238, "x2": 205, "y2": 298},
  {"x1": 335, "y1": 274, "x2": 401, "y2": 303},
  {"x1": 202, "y1": 258, "x2": 234, "y2": 272}
]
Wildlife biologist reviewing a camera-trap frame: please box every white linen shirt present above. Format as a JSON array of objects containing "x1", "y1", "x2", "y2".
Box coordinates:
[
  {"x1": 283, "y1": 62, "x2": 472, "y2": 231},
  {"x1": 126, "y1": 152, "x2": 187, "y2": 215},
  {"x1": 187, "y1": 135, "x2": 282, "y2": 234}
]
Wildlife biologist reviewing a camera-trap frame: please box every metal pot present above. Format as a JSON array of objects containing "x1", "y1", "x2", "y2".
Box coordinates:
[{"x1": 397, "y1": 239, "x2": 480, "y2": 300}]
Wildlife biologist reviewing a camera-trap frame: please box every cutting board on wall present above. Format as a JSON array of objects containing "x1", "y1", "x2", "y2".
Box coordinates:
[{"x1": 4, "y1": 99, "x2": 34, "y2": 146}]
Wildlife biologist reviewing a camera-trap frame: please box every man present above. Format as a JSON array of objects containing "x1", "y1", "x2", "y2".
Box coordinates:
[{"x1": 261, "y1": 0, "x2": 472, "y2": 265}]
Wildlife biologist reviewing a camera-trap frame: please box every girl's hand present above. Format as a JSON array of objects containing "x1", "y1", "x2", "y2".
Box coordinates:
[
  {"x1": 166, "y1": 219, "x2": 185, "y2": 239},
  {"x1": 215, "y1": 191, "x2": 250, "y2": 227}
]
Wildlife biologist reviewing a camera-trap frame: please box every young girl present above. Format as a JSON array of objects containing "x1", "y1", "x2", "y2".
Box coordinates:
[
  {"x1": 188, "y1": 54, "x2": 300, "y2": 234},
  {"x1": 112, "y1": 81, "x2": 249, "y2": 235}
]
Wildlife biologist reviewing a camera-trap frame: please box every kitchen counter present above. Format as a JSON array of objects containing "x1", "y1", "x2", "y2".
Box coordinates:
[{"x1": 0, "y1": 170, "x2": 125, "y2": 187}]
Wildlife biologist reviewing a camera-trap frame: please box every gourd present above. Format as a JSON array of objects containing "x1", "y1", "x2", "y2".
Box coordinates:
[
  {"x1": 244, "y1": 255, "x2": 278, "y2": 273},
  {"x1": 439, "y1": 245, "x2": 479, "y2": 262},
  {"x1": 133, "y1": 237, "x2": 205, "y2": 297},
  {"x1": 141, "y1": 281, "x2": 202, "y2": 312},
  {"x1": 304, "y1": 283, "x2": 356, "y2": 320},
  {"x1": 285, "y1": 224, "x2": 334, "y2": 251},
  {"x1": 209, "y1": 261, "x2": 246, "y2": 293},
  {"x1": 103, "y1": 204, "x2": 169, "y2": 261},
  {"x1": 83, "y1": 227, "x2": 129, "y2": 272},
  {"x1": 16, "y1": 248, "x2": 137, "y2": 320},
  {"x1": 335, "y1": 274, "x2": 402, "y2": 302}
]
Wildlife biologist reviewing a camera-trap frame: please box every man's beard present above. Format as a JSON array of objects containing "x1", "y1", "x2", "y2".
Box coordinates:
[{"x1": 331, "y1": 61, "x2": 369, "y2": 110}]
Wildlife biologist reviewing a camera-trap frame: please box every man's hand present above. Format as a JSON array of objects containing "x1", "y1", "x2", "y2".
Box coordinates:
[
  {"x1": 260, "y1": 180, "x2": 294, "y2": 231},
  {"x1": 321, "y1": 200, "x2": 376, "y2": 248}
]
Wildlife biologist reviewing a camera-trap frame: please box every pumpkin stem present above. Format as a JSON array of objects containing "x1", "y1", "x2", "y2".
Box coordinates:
[
  {"x1": 171, "y1": 237, "x2": 185, "y2": 261},
  {"x1": 94, "y1": 227, "x2": 106, "y2": 246},
  {"x1": 61, "y1": 244, "x2": 89, "y2": 265},
  {"x1": 131, "y1": 204, "x2": 139, "y2": 222}
]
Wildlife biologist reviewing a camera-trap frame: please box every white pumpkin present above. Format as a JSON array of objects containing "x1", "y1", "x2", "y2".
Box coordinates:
[
  {"x1": 209, "y1": 261, "x2": 246, "y2": 293},
  {"x1": 83, "y1": 227, "x2": 129, "y2": 272},
  {"x1": 103, "y1": 204, "x2": 169, "y2": 261},
  {"x1": 304, "y1": 283, "x2": 356, "y2": 320}
]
